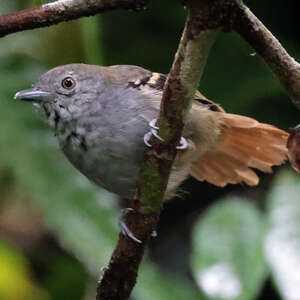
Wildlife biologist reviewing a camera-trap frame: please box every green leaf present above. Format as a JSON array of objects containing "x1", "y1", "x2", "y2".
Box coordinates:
[
  {"x1": 0, "y1": 239, "x2": 50, "y2": 300},
  {"x1": 265, "y1": 170, "x2": 300, "y2": 299},
  {"x1": 133, "y1": 262, "x2": 203, "y2": 300},
  {"x1": 191, "y1": 198, "x2": 267, "y2": 300}
]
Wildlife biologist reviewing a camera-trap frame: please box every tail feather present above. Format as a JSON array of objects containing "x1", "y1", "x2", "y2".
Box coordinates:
[
  {"x1": 190, "y1": 113, "x2": 289, "y2": 187},
  {"x1": 225, "y1": 134, "x2": 285, "y2": 165},
  {"x1": 191, "y1": 151, "x2": 259, "y2": 187},
  {"x1": 221, "y1": 113, "x2": 258, "y2": 128}
]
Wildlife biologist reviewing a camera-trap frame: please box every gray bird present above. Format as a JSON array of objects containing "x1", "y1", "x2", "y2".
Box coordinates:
[{"x1": 15, "y1": 64, "x2": 289, "y2": 200}]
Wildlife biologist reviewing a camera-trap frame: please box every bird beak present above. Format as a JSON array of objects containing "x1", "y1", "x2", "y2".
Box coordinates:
[{"x1": 14, "y1": 88, "x2": 54, "y2": 102}]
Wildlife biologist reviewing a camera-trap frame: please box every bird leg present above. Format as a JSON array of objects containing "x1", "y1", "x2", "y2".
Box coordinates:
[
  {"x1": 144, "y1": 119, "x2": 189, "y2": 150},
  {"x1": 118, "y1": 208, "x2": 157, "y2": 243},
  {"x1": 118, "y1": 208, "x2": 142, "y2": 243}
]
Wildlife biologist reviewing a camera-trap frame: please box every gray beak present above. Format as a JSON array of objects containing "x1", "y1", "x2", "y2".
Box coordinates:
[{"x1": 14, "y1": 88, "x2": 54, "y2": 102}]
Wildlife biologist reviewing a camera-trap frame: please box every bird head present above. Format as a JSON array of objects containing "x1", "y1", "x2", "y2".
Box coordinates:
[{"x1": 14, "y1": 64, "x2": 107, "y2": 129}]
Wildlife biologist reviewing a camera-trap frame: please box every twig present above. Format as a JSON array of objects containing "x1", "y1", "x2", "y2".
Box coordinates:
[
  {"x1": 232, "y1": 2, "x2": 300, "y2": 108},
  {"x1": 96, "y1": 1, "x2": 218, "y2": 299},
  {"x1": 0, "y1": 0, "x2": 152, "y2": 38},
  {"x1": 177, "y1": 0, "x2": 300, "y2": 108}
]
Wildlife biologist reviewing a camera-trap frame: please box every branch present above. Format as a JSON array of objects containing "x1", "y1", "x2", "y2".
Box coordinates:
[
  {"x1": 96, "y1": 1, "x2": 218, "y2": 299},
  {"x1": 168, "y1": 0, "x2": 300, "y2": 108},
  {"x1": 98, "y1": 1, "x2": 300, "y2": 298},
  {"x1": 232, "y1": 2, "x2": 300, "y2": 108},
  {"x1": 96, "y1": 208, "x2": 158, "y2": 300},
  {"x1": 0, "y1": 0, "x2": 152, "y2": 38},
  {"x1": 6, "y1": 0, "x2": 298, "y2": 299},
  {"x1": 96, "y1": 1, "x2": 300, "y2": 297}
]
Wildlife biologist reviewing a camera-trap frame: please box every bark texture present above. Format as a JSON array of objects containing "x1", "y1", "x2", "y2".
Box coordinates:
[
  {"x1": 0, "y1": 0, "x2": 152, "y2": 37},
  {"x1": 1, "y1": 0, "x2": 299, "y2": 299}
]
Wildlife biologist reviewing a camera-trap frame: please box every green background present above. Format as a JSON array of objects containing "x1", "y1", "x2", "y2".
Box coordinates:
[{"x1": 0, "y1": 0, "x2": 299, "y2": 299}]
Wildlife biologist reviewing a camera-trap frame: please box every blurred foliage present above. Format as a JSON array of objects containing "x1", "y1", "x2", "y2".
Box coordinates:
[
  {"x1": 192, "y1": 199, "x2": 267, "y2": 300},
  {"x1": 0, "y1": 240, "x2": 50, "y2": 300},
  {"x1": 0, "y1": 0, "x2": 300, "y2": 299},
  {"x1": 265, "y1": 171, "x2": 300, "y2": 300}
]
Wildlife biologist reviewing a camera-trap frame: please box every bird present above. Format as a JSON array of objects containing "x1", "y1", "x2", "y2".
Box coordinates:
[{"x1": 14, "y1": 64, "x2": 289, "y2": 200}]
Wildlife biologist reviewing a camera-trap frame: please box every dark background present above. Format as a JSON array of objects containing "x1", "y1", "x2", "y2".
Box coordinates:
[{"x1": 0, "y1": 0, "x2": 299, "y2": 299}]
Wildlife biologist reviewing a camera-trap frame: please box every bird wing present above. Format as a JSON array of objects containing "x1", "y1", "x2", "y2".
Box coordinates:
[
  {"x1": 190, "y1": 112, "x2": 289, "y2": 187},
  {"x1": 128, "y1": 71, "x2": 289, "y2": 187},
  {"x1": 194, "y1": 90, "x2": 225, "y2": 112}
]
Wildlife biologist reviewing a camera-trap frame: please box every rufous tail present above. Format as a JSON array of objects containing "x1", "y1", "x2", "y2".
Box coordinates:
[{"x1": 190, "y1": 113, "x2": 289, "y2": 187}]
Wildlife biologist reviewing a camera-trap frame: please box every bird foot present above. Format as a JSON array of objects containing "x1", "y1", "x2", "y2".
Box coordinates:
[
  {"x1": 119, "y1": 208, "x2": 158, "y2": 243},
  {"x1": 151, "y1": 230, "x2": 158, "y2": 237},
  {"x1": 119, "y1": 208, "x2": 142, "y2": 243},
  {"x1": 144, "y1": 119, "x2": 189, "y2": 150}
]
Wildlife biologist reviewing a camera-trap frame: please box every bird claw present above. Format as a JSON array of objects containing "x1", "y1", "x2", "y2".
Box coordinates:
[
  {"x1": 144, "y1": 119, "x2": 189, "y2": 150},
  {"x1": 176, "y1": 137, "x2": 189, "y2": 150},
  {"x1": 151, "y1": 128, "x2": 164, "y2": 142},
  {"x1": 143, "y1": 131, "x2": 153, "y2": 147},
  {"x1": 149, "y1": 118, "x2": 159, "y2": 130},
  {"x1": 119, "y1": 208, "x2": 142, "y2": 243},
  {"x1": 151, "y1": 230, "x2": 158, "y2": 238}
]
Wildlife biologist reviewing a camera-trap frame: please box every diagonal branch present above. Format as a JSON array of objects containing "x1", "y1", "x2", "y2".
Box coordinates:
[
  {"x1": 231, "y1": 1, "x2": 300, "y2": 108},
  {"x1": 0, "y1": 0, "x2": 152, "y2": 38},
  {"x1": 95, "y1": 1, "x2": 300, "y2": 297},
  {"x1": 169, "y1": 0, "x2": 300, "y2": 109},
  {"x1": 4, "y1": 0, "x2": 299, "y2": 299},
  {"x1": 96, "y1": 1, "x2": 218, "y2": 299}
]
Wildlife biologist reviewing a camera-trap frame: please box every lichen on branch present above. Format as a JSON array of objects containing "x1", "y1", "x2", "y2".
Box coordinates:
[
  {"x1": 96, "y1": 4, "x2": 218, "y2": 299},
  {"x1": 0, "y1": 0, "x2": 152, "y2": 37}
]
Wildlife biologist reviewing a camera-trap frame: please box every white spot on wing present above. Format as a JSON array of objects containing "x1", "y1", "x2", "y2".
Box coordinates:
[{"x1": 148, "y1": 72, "x2": 161, "y2": 85}]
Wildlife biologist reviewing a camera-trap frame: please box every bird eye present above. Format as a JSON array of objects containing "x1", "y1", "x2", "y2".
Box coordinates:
[{"x1": 62, "y1": 77, "x2": 76, "y2": 89}]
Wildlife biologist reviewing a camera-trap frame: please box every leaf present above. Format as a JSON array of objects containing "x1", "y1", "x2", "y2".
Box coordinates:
[
  {"x1": 0, "y1": 240, "x2": 50, "y2": 300},
  {"x1": 133, "y1": 262, "x2": 203, "y2": 300},
  {"x1": 191, "y1": 198, "x2": 267, "y2": 300},
  {"x1": 265, "y1": 170, "x2": 300, "y2": 299}
]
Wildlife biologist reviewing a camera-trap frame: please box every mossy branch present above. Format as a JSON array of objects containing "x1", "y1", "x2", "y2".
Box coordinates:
[
  {"x1": 96, "y1": 3, "x2": 217, "y2": 299},
  {"x1": 2, "y1": 0, "x2": 299, "y2": 299}
]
